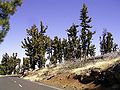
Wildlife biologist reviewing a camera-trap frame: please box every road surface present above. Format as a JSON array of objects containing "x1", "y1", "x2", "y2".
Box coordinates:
[{"x1": 0, "y1": 76, "x2": 62, "y2": 90}]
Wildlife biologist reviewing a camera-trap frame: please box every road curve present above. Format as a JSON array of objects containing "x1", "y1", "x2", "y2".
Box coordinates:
[{"x1": 0, "y1": 76, "x2": 62, "y2": 90}]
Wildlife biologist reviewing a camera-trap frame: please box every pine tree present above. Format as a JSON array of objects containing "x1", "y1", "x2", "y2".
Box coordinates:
[
  {"x1": 51, "y1": 36, "x2": 59, "y2": 64},
  {"x1": 80, "y1": 4, "x2": 95, "y2": 59},
  {"x1": 22, "y1": 57, "x2": 30, "y2": 71},
  {"x1": 106, "y1": 32, "x2": 113, "y2": 53},
  {"x1": 21, "y1": 21, "x2": 50, "y2": 69},
  {"x1": 0, "y1": 53, "x2": 9, "y2": 74},
  {"x1": 66, "y1": 23, "x2": 79, "y2": 59},
  {"x1": 100, "y1": 30, "x2": 107, "y2": 55},
  {"x1": 0, "y1": 53, "x2": 21, "y2": 75},
  {"x1": 21, "y1": 36, "x2": 35, "y2": 69},
  {"x1": 76, "y1": 38, "x2": 82, "y2": 59},
  {"x1": 0, "y1": 0, "x2": 22, "y2": 43},
  {"x1": 57, "y1": 38, "x2": 62, "y2": 63},
  {"x1": 61, "y1": 38, "x2": 68, "y2": 60},
  {"x1": 100, "y1": 29, "x2": 117, "y2": 55},
  {"x1": 46, "y1": 39, "x2": 53, "y2": 61},
  {"x1": 89, "y1": 45, "x2": 96, "y2": 56},
  {"x1": 113, "y1": 43, "x2": 118, "y2": 52}
]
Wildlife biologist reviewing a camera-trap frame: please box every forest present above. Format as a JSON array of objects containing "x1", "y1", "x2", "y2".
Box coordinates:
[{"x1": 0, "y1": 0, "x2": 119, "y2": 75}]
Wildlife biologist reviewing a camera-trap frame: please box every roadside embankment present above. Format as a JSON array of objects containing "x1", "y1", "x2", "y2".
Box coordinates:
[{"x1": 22, "y1": 53, "x2": 120, "y2": 90}]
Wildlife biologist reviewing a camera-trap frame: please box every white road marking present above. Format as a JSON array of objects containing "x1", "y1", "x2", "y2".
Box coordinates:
[
  {"x1": 14, "y1": 81, "x2": 16, "y2": 83},
  {"x1": 19, "y1": 84, "x2": 22, "y2": 87}
]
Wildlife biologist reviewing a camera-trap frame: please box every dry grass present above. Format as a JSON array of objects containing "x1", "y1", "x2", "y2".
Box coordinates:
[
  {"x1": 23, "y1": 52, "x2": 120, "y2": 90},
  {"x1": 23, "y1": 55, "x2": 120, "y2": 81},
  {"x1": 72, "y1": 56, "x2": 120, "y2": 75}
]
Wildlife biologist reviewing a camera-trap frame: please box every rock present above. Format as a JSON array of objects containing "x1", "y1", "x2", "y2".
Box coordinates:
[
  {"x1": 113, "y1": 63, "x2": 120, "y2": 72},
  {"x1": 23, "y1": 70, "x2": 29, "y2": 77},
  {"x1": 74, "y1": 62, "x2": 120, "y2": 89},
  {"x1": 113, "y1": 63, "x2": 120, "y2": 83}
]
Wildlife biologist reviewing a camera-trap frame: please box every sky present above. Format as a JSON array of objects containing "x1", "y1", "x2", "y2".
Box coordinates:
[{"x1": 0, "y1": 0, "x2": 120, "y2": 60}]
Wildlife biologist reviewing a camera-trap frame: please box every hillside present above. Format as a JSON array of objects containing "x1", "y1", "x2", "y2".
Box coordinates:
[{"x1": 22, "y1": 52, "x2": 120, "y2": 90}]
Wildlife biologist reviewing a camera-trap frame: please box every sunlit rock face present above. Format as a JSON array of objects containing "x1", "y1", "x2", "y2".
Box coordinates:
[{"x1": 74, "y1": 62, "x2": 120, "y2": 90}]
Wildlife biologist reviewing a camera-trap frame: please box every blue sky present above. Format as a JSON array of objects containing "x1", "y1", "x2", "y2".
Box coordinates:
[{"x1": 0, "y1": 0, "x2": 120, "y2": 60}]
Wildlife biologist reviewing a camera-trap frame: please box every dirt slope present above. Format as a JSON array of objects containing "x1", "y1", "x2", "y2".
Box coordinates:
[{"x1": 23, "y1": 53, "x2": 120, "y2": 90}]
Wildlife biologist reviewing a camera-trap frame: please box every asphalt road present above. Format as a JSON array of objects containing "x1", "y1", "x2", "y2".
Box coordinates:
[{"x1": 0, "y1": 76, "x2": 62, "y2": 90}]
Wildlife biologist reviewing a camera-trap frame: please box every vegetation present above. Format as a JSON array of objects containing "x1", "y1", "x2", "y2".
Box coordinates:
[
  {"x1": 80, "y1": 4, "x2": 96, "y2": 59},
  {"x1": 0, "y1": 53, "x2": 21, "y2": 75},
  {"x1": 0, "y1": 0, "x2": 22, "y2": 74},
  {"x1": 51, "y1": 36, "x2": 62, "y2": 64},
  {"x1": 22, "y1": 57, "x2": 30, "y2": 71},
  {"x1": 100, "y1": 29, "x2": 118, "y2": 55},
  {"x1": 66, "y1": 24, "x2": 79, "y2": 59},
  {"x1": 0, "y1": 3, "x2": 119, "y2": 74},
  {"x1": 21, "y1": 22, "x2": 51, "y2": 69},
  {"x1": 0, "y1": 0, "x2": 22, "y2": 43}
]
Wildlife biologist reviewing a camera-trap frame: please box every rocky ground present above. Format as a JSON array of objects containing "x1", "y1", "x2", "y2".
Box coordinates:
[{"x1": 22, "y1": 52, "x2": 120, "y2": 90}]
